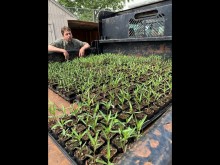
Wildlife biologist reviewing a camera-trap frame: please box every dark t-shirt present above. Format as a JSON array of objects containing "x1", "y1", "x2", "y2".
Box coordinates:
[{"x1": 49, "y1": 38, "x2": 87, "y2": 51}]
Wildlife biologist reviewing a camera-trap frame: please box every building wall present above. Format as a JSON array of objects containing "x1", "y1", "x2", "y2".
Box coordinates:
[{"x1": 48, "y1": 0, "x2": 77, "y2": 43}]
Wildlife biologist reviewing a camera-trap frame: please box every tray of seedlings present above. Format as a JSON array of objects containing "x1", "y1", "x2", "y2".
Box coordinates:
[{"x1": 48, "y1": 53, "x2": 172, "y2": 164}]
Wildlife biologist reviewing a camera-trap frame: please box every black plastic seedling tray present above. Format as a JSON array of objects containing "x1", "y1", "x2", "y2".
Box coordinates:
[{"x1": 48, "y1": 102, "x2": 172, "y2": 165}]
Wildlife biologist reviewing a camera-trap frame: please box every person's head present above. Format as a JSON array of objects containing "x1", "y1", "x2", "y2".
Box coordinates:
[{"x1": 61, "y1": 26, "x2": 72, "y2": 42}]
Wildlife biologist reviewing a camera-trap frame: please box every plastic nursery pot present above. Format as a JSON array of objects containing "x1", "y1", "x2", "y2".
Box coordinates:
[
  {"x1": 118, "y1": 112, "x2": 131, "y2": 122},
  {"x1": 74, "y1": 145, "x2": 93, "y2": 164},
  {"x1": 88, "y1": 137, "x2": 105, "y2": 154},
  {"x1": 64, "y1": 139, "x2": 79, "y2": 157},
  {"x1": 100, "y1": 144, "x2": 118, "y2": 162},
  {"x1": 85, "y1": 154, "x2": 103, "y2": 165}
]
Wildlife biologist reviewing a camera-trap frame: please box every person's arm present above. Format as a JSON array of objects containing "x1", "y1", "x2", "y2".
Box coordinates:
[
  {"x1": 48, "y1": 43, "x2": 69, "y2": 60},
  {"x1": 79, "y1": 43, "x2": 90, "y2": 57}
]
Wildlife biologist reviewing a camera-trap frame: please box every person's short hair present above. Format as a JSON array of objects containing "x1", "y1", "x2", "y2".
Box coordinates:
[{"x1": 61, "y1": 26, "x2": 71, "y2": 35}]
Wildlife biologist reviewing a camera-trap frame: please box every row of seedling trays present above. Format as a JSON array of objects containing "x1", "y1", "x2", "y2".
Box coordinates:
[{"x1": 48, "y1": 53, "x2": 172, "y2": 164}]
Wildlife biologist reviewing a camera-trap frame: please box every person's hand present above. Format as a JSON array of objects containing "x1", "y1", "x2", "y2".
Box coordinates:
[
  {"x1": 79, "y1": 48, "x2": 85, "y2": 57},
  {"x1": 63, "y1": 49, "x2": 69, "y2": 60}
]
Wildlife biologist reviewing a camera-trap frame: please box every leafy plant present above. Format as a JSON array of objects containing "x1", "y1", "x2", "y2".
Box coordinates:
[
  {"x1": 48, "y1": 101, "x2": 58, "y2": 121},
  {"x1": 100, "y1": 111, "x2": 118, "y2": 126},
  {"x1": 101, "y1": 100, "x2": 113, "y2": 113},
  {"x1": 67, "y1": 128, "x2": 88, "y2": 146},
  {"x1": 51, "y1": 118, "x2": 72, "y2": 130},
  {"x1": 87, "y1": 130, "x2": 102, "y2": 156},
  {"x1": 117, "y1": 126, "x2": 136, "y2": 152},
  {"x1": 134, "y1": 115, "x2": 147, "y2": 139}
]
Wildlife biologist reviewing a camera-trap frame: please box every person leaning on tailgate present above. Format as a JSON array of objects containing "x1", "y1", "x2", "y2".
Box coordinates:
[{"x1": 48, "y1": 26, "x2": 90, "y2": 60}]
